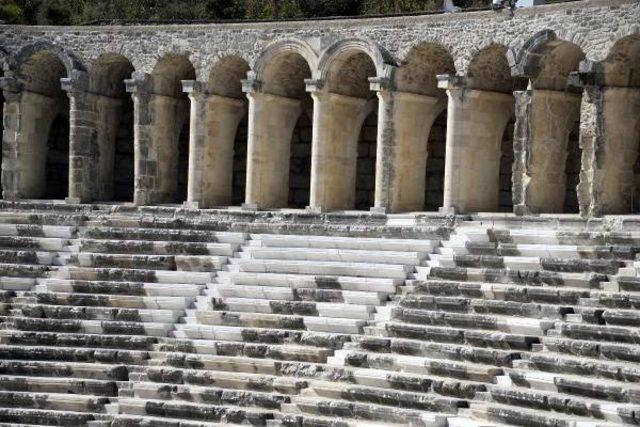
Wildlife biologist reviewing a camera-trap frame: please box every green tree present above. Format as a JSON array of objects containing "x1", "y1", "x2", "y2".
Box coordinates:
[{"x1": 0, "y1": 0, "x2": 26, "y2": 23}]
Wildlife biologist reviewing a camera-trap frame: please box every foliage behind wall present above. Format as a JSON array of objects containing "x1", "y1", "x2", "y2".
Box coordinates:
[{"x1": 0, "y1": 0, "x2": 494, "y2": 25}]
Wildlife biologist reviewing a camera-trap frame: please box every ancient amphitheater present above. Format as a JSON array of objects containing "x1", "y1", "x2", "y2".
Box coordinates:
[{"x1": 0, "y1": 0, "x2": 639, "y2": 425}]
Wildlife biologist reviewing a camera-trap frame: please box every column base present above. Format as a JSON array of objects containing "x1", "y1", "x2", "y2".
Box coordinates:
[
  {"x1": 183, "y1": 201, "x2": 200, "y2": 209},
  {"x1": 513, "y1": 204, "x2": 533, "y2": 216},
  {"x1": 305, "y1": 205, "x2": 325, "y2": 214},
  {"x1": 370, "y1": 206, "x2": 388, "y2": 215},
  {"x1": 438, "y1": 206, "x2": 457, "y2": 215},
  {"x1": 241, "y1": 203, "x2": 258, "y2": 211},
  {"x1": 65, "y1": 197, "x2": 82, "y2": 205}
]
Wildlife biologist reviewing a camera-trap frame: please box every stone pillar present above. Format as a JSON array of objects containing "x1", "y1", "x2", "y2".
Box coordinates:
[
  {"x1": 62, "y1": 70, "x2": 98, "y2": 203},
  {"x1": 183, "y1": 80, "x2": 208, "y2": 208},
  {"x1": 184, "y1": 80, "x2": 246, "y2": 208},
  {"x1": 243, "y1": 79, "x2": 301, "y2": 209},
  {"x1": 0, "y1": 75, "x2": 60, "y2": 199},
  {"x1": 370, "y1": 77, "x2": 446, "y2": 213},
  {"x1": 572, "y1": 76, "x2": 640, "y2": 215},
  {"x1": 438, "y1": 76, "x2": 514, "y2": 213},
  {"x1": 126, "y1": 72, "x2": 153, "y2": 206},
  {"x1": 308, "y1": 80, "x2": 371, "y2": 211},
  {"x1": 512, "y1": 89, "x2": 581, "y2": 214},
  {"x1": 0, "y1": 75, "x2": 24, "y2": 200}
]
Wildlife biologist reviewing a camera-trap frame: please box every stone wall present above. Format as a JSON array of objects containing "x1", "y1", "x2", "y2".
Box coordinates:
[
  {"x1": 0, "y1": 0, "x2": 636, "y2": 80},
  {"x1": 0, "y1": 0, "x2": 639, "y2": 216}
]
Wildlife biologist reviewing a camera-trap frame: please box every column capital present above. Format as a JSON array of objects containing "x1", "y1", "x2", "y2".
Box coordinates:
[
  {"x1": 125, "y1": 71, "x2": 152, "y2": 94},
  {"x1": 368, "y1": 76, "x2": 394, "y2": 92},
  {"x1": 567, "y1": 71, "x2": 607, "y2": 89},
  {"x1": 241, "y1": 78, "x2": 262, "y2": 94},
  {"x1": 304, "y1": 78, "x2": 324, "y2": 93},
  {"x1": 60, "y1": 69, "x2": 89, "y2": 94},
  {"x1": 182, "y1": 80, "x2": 208, "y2": 95},
  {"x1": 0, "y1": 75, "x2": 24, "y2": 102},
  {"x1": 436, "y1": 74, "x2": 467, "y2": 91}
]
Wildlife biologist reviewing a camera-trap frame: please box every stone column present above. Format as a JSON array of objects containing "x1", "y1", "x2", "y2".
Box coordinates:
[
  {"x1": 183, "y1": 80, "x2": 208, "y2": 208},
  {"x1": 308, "y1": 80, "x2": 371, "y2": 211},
  {"x1": 184, "y1": 80, "x2": 246, "y2": 208},
  {"x1": 62, "y1": 70, "x2": 99, "y2": 203},
  {"x1": 0, "y1": 75, "x2": 60, "y2": 199},
  {"x1": 370, "y1": 77, "x2": 446, "y2": 213},
  {"x1": 0, "y1": 75, "x2": 24, "y2": 200},
  {"x1": 572, "y1": 74, "x2": 640, "y2": 215},
  {"x1": 438, "y1": 76, "x2": 514, "y2": 213},
  {"x1": 512, "y1": 89, "x2": 581, "y2": 214},
  {"x1": 242, "y1": 79, "x2": 301, "y2": 209},
  {"x1": 125, "y1": 72, "x2": 153, "y2": 206}
]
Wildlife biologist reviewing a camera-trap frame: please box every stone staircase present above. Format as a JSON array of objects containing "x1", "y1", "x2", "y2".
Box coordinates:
[{"x1": 0, "y1": 202, "x2": 638, "y2": 426}]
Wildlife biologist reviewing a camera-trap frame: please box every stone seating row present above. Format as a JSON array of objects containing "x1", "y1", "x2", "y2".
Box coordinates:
[{"x1": 2, "y1": 205, "x2": 640, "y2": 425}]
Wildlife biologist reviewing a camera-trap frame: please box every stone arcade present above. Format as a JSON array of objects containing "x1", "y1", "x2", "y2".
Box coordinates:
[{"x1": 0, "y1": 0, "x2": 640, "y2": 426}]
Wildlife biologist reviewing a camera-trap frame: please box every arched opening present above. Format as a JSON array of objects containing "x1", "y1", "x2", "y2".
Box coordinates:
[
  {"x1": 288, "y1": 109, "x2": 312, "y2": 208},
  {"x1": 325, "y1": 50, "x2": 378, "y2": 210},
  {"x1": 15, "y1": 50, "x2": 69, "y2": 199},
  {"x1": 0, "y1": 52, "x2": 4, "y2": 195},
  {"x1": 520, "y1": 37, "x2": 585, "y2": 214},
  {"x1": 205, "y1": 56, "x2": 250, "y2": 207},
  {"x1": 564, "y1": 121, "x2": 581, "y2": 213},
  {"x1": 232, "y1": 117, "x2": 248, "y2": 206},
  {"x1": 89, "y1": 53, "x2": 135, "y2": 202},
  {"x1": 253, "y1": 49, "x2": 312, "y2": 208},
  {"x1": 355, "y1": 110, "x2": 377, "y2": 210},
  {"x1": 499, "y1": 120, "x2": 515, "y2": 212},
  {"x1": 149, "y1": 54, "x2": 195, "y2": 204},
  {"x1": 424, "y1": 109, "x2": 447, "y2": 211},
  {"x1": 394, "y1": 43, "x2": 454, "y2": 212},
  {"x1": 463, "y1": 44, "x2": 515, "y2": 212},
  {"x1": 598, "y1": 35, "x2": 640, "y2": 214}
]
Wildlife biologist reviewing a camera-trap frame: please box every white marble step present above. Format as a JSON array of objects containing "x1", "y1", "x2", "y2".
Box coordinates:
[
  {"x1": 249, "y1": 234, "x2": 437, "y2": 252},
  {"x1": 228, "y1": 259, "x2": 413, "y2": 279},
  {"x1": 217, "y1": 271, "x2": 401, "y2": 292},
  {"x1": 242, "y1": 246, "x2": 426, "y2": 265},
  {"x1": 0, "y1": 224, "x2": 76, "y2": 238}
]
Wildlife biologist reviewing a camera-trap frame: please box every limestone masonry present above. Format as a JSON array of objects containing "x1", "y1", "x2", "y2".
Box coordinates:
[{"x1": 1, "y1": 0, "x2": 640, "y2": 425}]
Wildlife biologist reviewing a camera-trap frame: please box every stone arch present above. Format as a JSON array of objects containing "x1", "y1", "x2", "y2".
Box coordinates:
[
  {"x1": 11, "y1": 40, "x2": 81, "y2": 78},
  {"x1": 244, "y1": 40, "x2": 315, "y2": 209},
  {"x1": 89, "y1": 53, "x2": 136, "y2": 202},
  {"x1": 593, "y1": 34, "x2": 640, "y2": 214},
  {"x1": 395, "y1": 42, "x2": 455, "y2": 96},
  {"x1": 253, "y1": 39, "x2": 318, "y2": 90},
  {"x1": 600, "y1": 34, "x2": 640, "y2": 88},
  {"x1": 202, "y1": 55, "x2": 251, "y2": 207},
  {"x1": 509, "y1": 31, "x2": 584, "y2": 214},
  {"x1": 310, "y1": 39, "x2": 387, "y2": 210},
  {"x1": 513, "y1": 30, "x2": 585, "y2": 91},
  {"x1": 467, "y1": 43, "x2": 513, "y2": 93},
  {"x1": 208, "y1": 54, "x2": 250, "y2": 99},
  {"x1": 147, "y1": 53, "x2": 196, "y2": 203},
  {"x1": 391, "y1": 42, "x2": 453, "y2": 212},
  {"x1": 319, "y1": 38, "x2": 393, "y2": 97},
  {"x1": 446, "y1": 43, "x2": 515, "y2": 213},
  {"x1": 260, "y1": 45, "x2": 313, "y2": 100},
  {"x1": 90, "y1": 53, "x2": 136, "y2": 97},
  {"x1": 151, "y1": 53, "x2": 196, "y2": 97},
  {"x1": 8, "y1": 43, "x2": 72, "y2": 199}
]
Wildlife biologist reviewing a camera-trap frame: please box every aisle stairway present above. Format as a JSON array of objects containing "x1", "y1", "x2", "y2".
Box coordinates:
[{"x1": 0, "y1": 203, "x2": 638, "y2": 426}]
